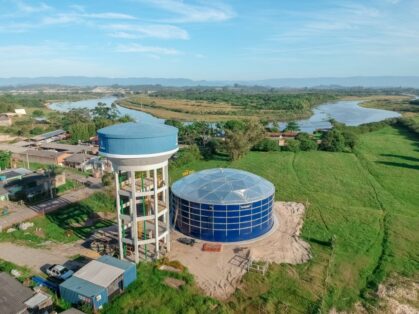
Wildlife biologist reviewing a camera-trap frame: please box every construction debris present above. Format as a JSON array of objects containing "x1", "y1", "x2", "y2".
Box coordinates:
[
  {"x1": 164, "y1": 277, "x2": 186, "y2": 289},
  {"x1": 18, "y1": 222, "x2": 34, "y2": 231}
]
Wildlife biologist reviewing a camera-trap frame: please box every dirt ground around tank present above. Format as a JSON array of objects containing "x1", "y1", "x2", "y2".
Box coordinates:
[{"x1": 167, "y1": 201, "x2": 311, "y2": 299}]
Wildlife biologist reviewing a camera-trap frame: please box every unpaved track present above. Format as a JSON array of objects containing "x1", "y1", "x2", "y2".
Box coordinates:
[{"x1": 0, "y1": 242, "x2": 99, "y2": 273}]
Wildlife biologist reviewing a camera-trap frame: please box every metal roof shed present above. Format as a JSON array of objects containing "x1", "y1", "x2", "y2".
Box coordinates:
[
  {"x1": 59, "y1": 276, "x2": 108, "y2": 310},
  {"x1": 73, "y1": 260, "x2": 124, "y2": 298},
  {"x1": 98, "y1": 255, "x2": 137, "y2": 288}
]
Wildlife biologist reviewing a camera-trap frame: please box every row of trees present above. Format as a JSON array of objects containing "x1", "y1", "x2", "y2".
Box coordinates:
[
  {"x1": 166, "y1": 117, "x2": 361, "y2": 162},
  {"x1": 63, "y1": 102, "x2": 133, "y2": 144}
]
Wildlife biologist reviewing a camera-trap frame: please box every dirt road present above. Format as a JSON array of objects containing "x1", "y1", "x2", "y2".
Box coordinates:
[{"x1": 0, "y1": 242, "x2": 99, "y2": 273}]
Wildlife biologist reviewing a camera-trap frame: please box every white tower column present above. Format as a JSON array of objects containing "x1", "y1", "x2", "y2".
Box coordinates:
[
  {"x1": 115, "y1": 172, "x2": 124, "y2": 260},
  {"x1": 164, "y1": 164, "x2": 171, "y2": 252},
  {"x1": 130, "y1": 171, "x2": 139, "y2": 263},
  {"x1": 153, "y1": 168, "x2": 160, "y2": 259}
]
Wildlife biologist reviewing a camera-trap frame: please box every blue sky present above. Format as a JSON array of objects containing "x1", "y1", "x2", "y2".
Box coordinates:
[{"x1": 0, "y1": 0, "x2": 418, "y2": 79}]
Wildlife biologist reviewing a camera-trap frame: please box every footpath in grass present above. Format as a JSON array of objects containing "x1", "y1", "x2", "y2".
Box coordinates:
[{"x1": 168, "y1": 125, "x2": 418, "y2": 312}]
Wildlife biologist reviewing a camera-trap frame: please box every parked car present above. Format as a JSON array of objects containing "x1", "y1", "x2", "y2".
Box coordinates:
[{"x1": 46, "y1": 264, "x2": 73, "y2": 280}]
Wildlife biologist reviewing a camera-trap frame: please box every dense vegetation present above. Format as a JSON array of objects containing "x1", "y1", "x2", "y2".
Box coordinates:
[{"x1": 153, "y1": 89, "x2": 337, "y2": 112}]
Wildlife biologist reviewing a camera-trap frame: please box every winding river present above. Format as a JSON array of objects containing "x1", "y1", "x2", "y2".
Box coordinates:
[{"x1": 49, "y1": 96, "x2": 402, "y2": 132}]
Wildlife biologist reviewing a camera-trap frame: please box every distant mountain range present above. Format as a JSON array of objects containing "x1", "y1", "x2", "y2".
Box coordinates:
[{"x1": 1, "y1": 76, "x2": 419, "y2": 88}]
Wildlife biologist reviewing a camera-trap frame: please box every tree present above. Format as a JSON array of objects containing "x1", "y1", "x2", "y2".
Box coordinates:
[
  {"x1": 296, "y1": 132, "x2": 318, "y2": 151},
  {"x1": 224, "y1": 120, "x2": 265, "y2": 160},
  {"x1": 252, "y1": 138, "x2": 280, "y2": 152},
  {"x1": 91, "y1": 102, "x2": 119, "y2": 121},
  {"x1": 283, "y1": 139, "x2": 301, "y2": 152},
  {"x1": 69, "y1": 122, "x2": 96, "y2": 143},
  {"x1": 30, "y1": 127, "x2": 44, "y2": 135},
  {"x1": 342, "y1": 130, "x2": 358, "y2": 150},
  {"x1": 320, "y1": 129, "x2": 346, "y2": 152},
  {"x1": 117, "y1": 114, "x2": 135, "y2": 123},
  {"x1": 63, "y1": 108, "x2": 91, "y2": 130},
  {"x1": 0, "y1": 151, "x2": 11, "y2": 170},
  {"x1": 32, "y1": 109, "x2": 44, "y2": 117},
  {"x1": 284, "y1": 121, "x2": 300, "y2": 132}
]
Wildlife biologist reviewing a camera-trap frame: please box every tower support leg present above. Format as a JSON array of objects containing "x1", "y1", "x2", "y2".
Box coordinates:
[
  {"x1": 115, "y1": 172, "x2": 124, "y2": 260},
  {"x1": 130, "y1": 171, "x2": 139, "y2": 263},
  {"x1": 153, "y1": 168, "x2": 159, "y2": 259}
]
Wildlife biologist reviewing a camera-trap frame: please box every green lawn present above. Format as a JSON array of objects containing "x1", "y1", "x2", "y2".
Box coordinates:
[
  {"x1": 0, "y1": 192, "x2": 115, "y2": 246},
  {"x1": 168, "y1": 125, "x2": 418, "y2": 312},
  {"x1": 103, "y1": 263, "x2": 227, "y2": 314}
]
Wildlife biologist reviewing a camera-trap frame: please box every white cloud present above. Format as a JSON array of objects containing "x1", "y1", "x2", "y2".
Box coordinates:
[
  {"x1": 142, "y1": 0, "x2": 235, "y2": 23},
  {"x1": 15, "y1": 0, "x2": 51, "y2": 13},
  {"x1": 105, "y1": 23, "x2": 189, "y2": 39},
  {"x1": 41, "y1": 11, "x2": 136, "y2": 25},
  {"x1": 116, "y1": 43, "x2": 180, "y2": 55}
]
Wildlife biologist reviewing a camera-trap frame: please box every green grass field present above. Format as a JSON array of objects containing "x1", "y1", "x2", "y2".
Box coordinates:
[
  {"x1": 0, "y1": 192, "x2": 115, "y2": 246},
  {"x1": 2, "y1": 125, "x2": 416, "y2": 313},
  {"x1": 166, "y1": 125, "x2": 418, "y2": 312}
]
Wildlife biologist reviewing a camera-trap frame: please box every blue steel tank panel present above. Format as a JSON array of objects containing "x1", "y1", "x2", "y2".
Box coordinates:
[
  {"x1": 97, "y1": 122, "x2": 178, "y2": 156},
  {"x1": 171, "y1": 194, "x2": 274, "y2": 242},
  {"x1": 171, "y1": 168, "x2": 275, "y2": 242}
]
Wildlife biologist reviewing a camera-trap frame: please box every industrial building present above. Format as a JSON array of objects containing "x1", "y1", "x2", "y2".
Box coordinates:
[
  {"x1": 31, "y1": 129, "x2": 67, "y2": 143},
  {"x1": 13, "y1": 149, "x2": 71, "y2": 166},
  {"x1": 59, "y1": 255, "x2": 136, "y2": 310},
  {"x1": 98, "y1": 122, "x2": 178, "y2": 262},
  {"x1": 171, "y1": 168, "x2": 275, "y2": 242}
]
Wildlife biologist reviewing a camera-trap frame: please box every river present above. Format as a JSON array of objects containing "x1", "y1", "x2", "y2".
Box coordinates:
[{"x1": 49, "y1": 96, "x2": 402, "y2": 132}]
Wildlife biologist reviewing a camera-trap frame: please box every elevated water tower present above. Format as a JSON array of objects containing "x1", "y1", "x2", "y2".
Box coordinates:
[{"x1": 97, "y1": 122, "x2": 178, "y2": 262}]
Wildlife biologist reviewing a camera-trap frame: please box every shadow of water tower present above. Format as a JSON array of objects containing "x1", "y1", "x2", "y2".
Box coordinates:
[{"x1": 98, "y1": 122, "x2": 178, "y2": 262}]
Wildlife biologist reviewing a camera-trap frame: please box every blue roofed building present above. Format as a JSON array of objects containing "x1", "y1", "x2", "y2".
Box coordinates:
[{"x1": 59, "y1": 256, "x2": 136, "y2": 310}]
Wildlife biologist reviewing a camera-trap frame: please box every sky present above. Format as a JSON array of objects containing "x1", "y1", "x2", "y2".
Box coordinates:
[{"x1": 0, "y1": 0, "x2": 418, "y2": 80}]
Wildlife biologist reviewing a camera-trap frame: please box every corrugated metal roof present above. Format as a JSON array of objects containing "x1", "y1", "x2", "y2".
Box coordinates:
[
  {"x1": 24, "y1": 292, "x2": 50, "y2": 308},
  {"x1": 64, "y1": 153, "x2": 95, "y2": 164},
  {"x1": 32, "y1": 129, "x2": 66, "y2": 141},
  {"x1": 98, "y1": 255, "x2": 135, "y2": 271},
  {"x1": 40, "y1": 143, "x2": 88, "y2": 153},
  {"x1": 74, "y1": 260, "x2": 124, "y2": 288},
  {"x1": 60, "y1": 276, "x2": 104, "y2": 297}
]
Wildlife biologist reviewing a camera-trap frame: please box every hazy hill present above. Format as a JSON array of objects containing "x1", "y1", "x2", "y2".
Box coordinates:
[{"x1": 1, "y1": 76, "x2": 419, "y2": 88}]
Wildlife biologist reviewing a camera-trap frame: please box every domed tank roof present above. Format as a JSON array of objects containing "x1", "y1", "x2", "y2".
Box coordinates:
[
  {"x1": 97, "y1": 122, "x2": 178, "y2": 167},
  {"x1": 171, "y1": 168, "x2": 275, "y2": 205}
]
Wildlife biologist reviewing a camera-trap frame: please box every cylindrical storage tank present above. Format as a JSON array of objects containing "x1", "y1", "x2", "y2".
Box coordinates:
[
  {"x1": 171, "y1": 168, "x2": 275, "y2": 242},
  {"x1": 97, "y1": 122, "x2": 178, "y2": 171}
]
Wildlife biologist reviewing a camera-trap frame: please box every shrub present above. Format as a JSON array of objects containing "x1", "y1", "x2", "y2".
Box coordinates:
[
  {"x1": 283, "y1": 139, "x2": 301, "y2": 152},
  {"x1": 320, "y1": 129, "x2": 346, "y2": 152},
  {"x1": 342, "y1": 130, "x2": 358, "y2": 150},
  {"x1": 295, "y1": 133, "x2": 317, "y2": 151},
  {"x1": 171, "y1": 145, "x2": 202, "y2": 168},
  {"x1": 252, "y1": 138, "x2": 280, "y2": 152}
]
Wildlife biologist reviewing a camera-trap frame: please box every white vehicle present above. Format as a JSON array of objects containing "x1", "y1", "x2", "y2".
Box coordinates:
[{"x1": 46, "y1": 264, "x2": 73, "y2": 280}]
